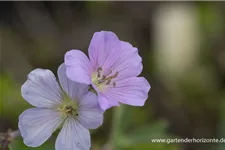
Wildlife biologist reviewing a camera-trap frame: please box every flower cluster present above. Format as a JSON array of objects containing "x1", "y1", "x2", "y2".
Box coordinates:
[{"x1": 19, "y1": 31, "x2": 151, "y2": 150}]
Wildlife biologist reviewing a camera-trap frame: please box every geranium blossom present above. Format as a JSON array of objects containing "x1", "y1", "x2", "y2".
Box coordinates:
[
  {"x1": 65, "y1": 31, "x2": 151, "y2": 110},
  {"x1": 19, "y1": 64, "x2": 103, "y2": 150}
]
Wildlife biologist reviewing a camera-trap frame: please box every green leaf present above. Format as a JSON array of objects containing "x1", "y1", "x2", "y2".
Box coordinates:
[
  {"x1": 116, "y1": 120, "x2": 171, "y2": 148},
  {"x1": 9, "y1": 137, "x2": 55, "y2": 150},
  {"x1": 1, "y1": 74, "x2": 30, "y2": 125}
]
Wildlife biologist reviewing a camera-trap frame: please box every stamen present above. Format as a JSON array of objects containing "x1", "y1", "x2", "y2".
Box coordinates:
[
  {"x1": 97, "y1": 67, "x2": 102, "y2": 71},
  {"x1": 58, "y1": 104, "x2": 77, "y2": 118},
  {"x1": 102, "y1": 75, "x2": 106, "y2": 80},
  {"x1": 104, "y1": 71, "x2": 119, "y2": 81},
  {"x1": 113, "y1": 82, "x2": 116, "y2": 87},
  {"x1": 97, "y1": 67, "x2": 102, "y2": 78},
  {"x1": 93, "y1": 67, "x2": 119, "y2": 88},
  {"x1": 97, "y1": 72, "x2": 101, "y2": 78},
  {"x1": 98, "y1": 79, "x2": 105, "y2": 84},
  {"x1": 111, "y1": 71, "x2": 119, "y2": 78},
  {"x1": 65, "y1": 106, "x2": 73, "y2": 113},
  {"x1": 106, "y1": 79, "x2": 111, "y2": 85}
]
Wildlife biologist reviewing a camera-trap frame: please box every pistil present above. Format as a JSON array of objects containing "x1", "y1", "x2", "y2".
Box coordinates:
[{"x1": 58, "y1": 98, "x2": 78, "y2": 118}]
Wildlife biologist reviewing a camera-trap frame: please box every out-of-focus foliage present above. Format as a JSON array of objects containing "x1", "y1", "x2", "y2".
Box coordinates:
[
  {"x1": 1, "y1": 74, "x2": 29, "y2": 125},
  {"x1": 9, "y1": 138, "x2": 54, "y2": 150}
]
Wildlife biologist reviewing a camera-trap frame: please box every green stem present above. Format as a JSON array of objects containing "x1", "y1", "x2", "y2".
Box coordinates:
[{"x1": 108, "y1": 105, "x2": 124, "y2": 149}]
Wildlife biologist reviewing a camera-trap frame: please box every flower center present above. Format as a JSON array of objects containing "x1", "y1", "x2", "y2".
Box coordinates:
[
  {"x1": 92, "y1": 67, "x2": 118, "y2": 90},
  {"x1": 58, "y1": 97, "x2": 79, "y2": 118}
]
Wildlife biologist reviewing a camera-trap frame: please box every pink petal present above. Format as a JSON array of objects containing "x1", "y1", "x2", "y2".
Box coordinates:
[
  {"x1": 88, "y1": 31, "x2": 121, "y2": 73},
  {"x1": 107, "y1": 77, "x2": 150, "y2": 106},
  {"x1": 98, "y1": 93, "x2": 119, "y2": 110},
  {"x1": 112, "y1": 41, "x2": 143, "y2": 80},
  {"x1": 64, "y1": 50, "x2": 91, "y2": 84}
]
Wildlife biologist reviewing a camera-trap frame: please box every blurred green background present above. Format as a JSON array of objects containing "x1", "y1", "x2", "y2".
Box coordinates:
[{"x1": 1, "y1": 1, "x2": 225, "y2": 150}]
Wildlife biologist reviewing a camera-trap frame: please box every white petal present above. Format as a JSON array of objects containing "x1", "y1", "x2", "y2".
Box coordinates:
[
  {"x1": 18, "y1": 108, "x2": 64, "y2": 147},
  {"x1": 57, "y1": 63, "x2": 89, "y2": 100},
  {"x1": 21, "y1": 69, "x2": 63, "y2": 108},
  {"x1": 56, "y1": 118, "x2": 91, "y2": 150},
  {"x1": 78, "y1": 92, "x2": 104, "y2": 129}
]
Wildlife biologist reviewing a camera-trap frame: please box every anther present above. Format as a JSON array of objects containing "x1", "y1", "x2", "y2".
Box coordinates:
[
  {"x1": 104, "y1": 71, "x2": 119, "y2": 81},
  {"x1": 97, "y1": 67, "x2": 102, "y2": 78},
  {"x1": 97, "y1": 72, "x2": 101, "y2": 78},
  {"x1": 113, "y1": 82, "x2": 116, "y2": 87},
  {"x1": 97, "y1": 67, "x2": 102, "y2": 72},
  {"x1": 106, "y1": 79, "x2": 111, "y2": 85},
  {"x1": 111, "y1": 71, "x2": 119, "y2": 78},
  {"x1": 102, "y1": 75, "x2": 106, "y2": 80}
]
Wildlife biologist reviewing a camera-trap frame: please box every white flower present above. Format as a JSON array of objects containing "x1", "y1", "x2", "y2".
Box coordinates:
[{"x1": 19, "y1": 64, "x2": 104, "y2": 150}]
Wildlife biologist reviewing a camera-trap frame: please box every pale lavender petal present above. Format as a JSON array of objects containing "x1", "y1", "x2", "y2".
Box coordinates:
[
  {"x1": 57, "y1": 63, "x2": 89, "y2": 100},
  {"x1": 112, "y1": 41, "x2": 143, "y2": 80},
  {"x1": 88, "y1": 31, "x2": 121, "y2": 73},
  {"x1": 98, "y1": 93, "x2": 119, "y2": 110},
  {"x1": 18, "y1": 108, "x2": 64, "y2": 147},
  {"x1": 78, "y1": 92, "x2": 103, "y2": 129},
  {"x1": 56, "y1": 118, "x2": 91, "y2": 150},
  {"x1": 65, "y1": 50, "x2": 91, "y2": 84},
  {"x1": 107, "y1": 77, "x2": 150, "y2": 106},
  {"x1": 21, "y1": 69, "x2": 63, "y2": 108}
]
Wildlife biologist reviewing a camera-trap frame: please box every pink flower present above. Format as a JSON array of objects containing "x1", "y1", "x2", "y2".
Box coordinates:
[{"x1": 65, "y1": 31, "x2": 151, "y2": 110}]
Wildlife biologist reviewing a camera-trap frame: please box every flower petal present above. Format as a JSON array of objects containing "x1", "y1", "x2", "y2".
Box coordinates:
[
  {"x1": 56, "y1": 118, "x2": 91, "y2": 150},
  {"x1": 78, "y1": 92, "x2": 104, "y2": 129},
  {"x1": 98, "y1": 93, "x2": 120, "y2": 110},
  {"x1": 112, "y1": 41, "x2": 143, "y2": 80},
  {"x1": 88, "y1": 31, "x2": 121, "y2": 73},
  {"x1": 65, "y1": 50, "x2": 91, "y2": 84},
  {"x1": 18, "y1": 108, "x2": 64, "y2": 147},
  {"x1": 58, "y1": 63, "x2": 89, "y2": 100},
  {"x1": 21, "y1": 69, "x2": 63, "y2": 108},
  {"x1": 107, "y1": 77, "x2": 150, "y2": 106}
]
